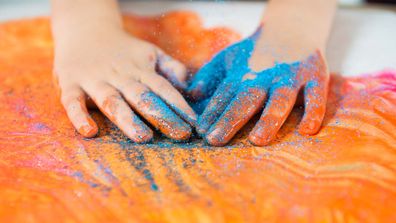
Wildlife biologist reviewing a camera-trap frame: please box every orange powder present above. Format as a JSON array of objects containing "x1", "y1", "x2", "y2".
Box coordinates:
[{"x1": 0, "y1": 12, "x2": 395, "y2": 223}]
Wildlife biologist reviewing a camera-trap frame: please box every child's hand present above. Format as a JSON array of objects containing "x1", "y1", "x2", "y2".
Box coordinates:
[
  {"x1": 187, "y1": 0, "x2": 336, "y2": 146},
  {"x1": 188, "y1": 29, "x2": 329, "y2": 146},
  {"x1": 54, "y1": 27, "x2": 196, "y2": 142}
]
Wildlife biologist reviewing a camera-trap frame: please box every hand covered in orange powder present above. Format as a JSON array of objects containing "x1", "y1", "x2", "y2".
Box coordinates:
[
  {"x1": 187, "y1": 0, "x2": 336, "y2": 146},
  {"x1": 51, "y1": 0, "x2": 196, "y2": 142}
]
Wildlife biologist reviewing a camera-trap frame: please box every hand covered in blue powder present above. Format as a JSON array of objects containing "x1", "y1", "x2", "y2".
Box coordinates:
[{"x1": 187, "y1": 30, "x2": 329, "y2": 146}]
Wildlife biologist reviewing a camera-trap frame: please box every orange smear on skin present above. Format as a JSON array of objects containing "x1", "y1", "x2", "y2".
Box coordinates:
[
  {"x1": 78, "y1": 119, "x2": 98, "y2": 138},
  {"x1": 1, "y1": 12, "x2": 396, "y2": 222}
]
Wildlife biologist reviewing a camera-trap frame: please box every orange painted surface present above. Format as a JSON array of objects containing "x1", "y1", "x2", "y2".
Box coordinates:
[{"x1": 1, "y1": 12, "x2": 396, "y2": 223}]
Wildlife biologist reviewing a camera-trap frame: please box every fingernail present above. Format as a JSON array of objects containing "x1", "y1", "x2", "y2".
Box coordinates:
[
  {"x1": 79, "y1": 124, "x2": 97, "y2": 138},
  {"x1": 186, "y1": 114, "x2": 198, "y2": 127},
  {"x1": 133, "y1": 132, "x2": 153, "y2": 144},
  {"x1": 299, "y1": 120, "x2": 319, "y2": 135},
  {"x1": 308, "y1": 121, "x2": 316, "y2": 130},
  {"x1": 197, "y1": 117, "x2": 211, "y2": 137},
  {"x1": 248, "y1": 126, "x2": 273, "y2": 146},
  {"x1": 248, "y1": 134, "x2": 272, "y2": 146},
  {"x1": 205, "y1": 128, "x2": 227, "y2": 146},
  {"x1": 168, "y1": 125, "x2": 192, "y2": 141}
]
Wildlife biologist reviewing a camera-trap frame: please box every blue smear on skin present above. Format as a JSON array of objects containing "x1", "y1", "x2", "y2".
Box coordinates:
[
  {"x1": 188, "y1": 28, "x2": 304, "y2": 114},
  {"x1": 141, "y1": 92, "x2": 186, "y2": 127},
  {"x1": 141, "y1": 92, "x2": 191, "y2": 138},
  {"x1": 187, "y1": 27, "x2": 322, "y2": 142}
]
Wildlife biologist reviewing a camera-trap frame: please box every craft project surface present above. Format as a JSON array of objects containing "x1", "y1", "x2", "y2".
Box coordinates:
[{"x1": 0, "y1": 11, "x2": 396, "y2": 223}]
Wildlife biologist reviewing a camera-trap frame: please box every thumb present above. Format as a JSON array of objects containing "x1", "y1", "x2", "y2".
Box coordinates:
[
  {"x1": 156, "y1": 48, "x2": 189, "y2": 90},
  {"x1": 186, "y1": 50, "x2": 226, "y2": 101}
]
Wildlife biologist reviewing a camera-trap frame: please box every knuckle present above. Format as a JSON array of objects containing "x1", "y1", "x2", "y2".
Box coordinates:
[
  {"x1": 153, "y1": 74, "x2": 171, "y2": 87},
  {"x1": 132, "y1": 82, "x2": 150, "y2": 94},
  {"x1": 86, "y1": 82, "x2": 118, "y2": 98},
  {"x1": 118, "y1": 77, "x2": 142, "y2": 90},
  {"x1": 104, "y1": 89, "x2": 122, "y2": 100}
]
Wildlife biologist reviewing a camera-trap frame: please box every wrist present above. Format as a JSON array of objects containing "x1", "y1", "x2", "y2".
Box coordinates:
[
  {"x1": 248, "y1": 26, "x2": 326, "y2": 72},
  {"x1": 260, "y1": 0, "x2": 336, "y2": 50},
  {"x1": 51, "y1": 0, "x2": 123, "y2": 41},
  {"x1": 257, "y1": 24, "x2": 324, "y2": 50}
]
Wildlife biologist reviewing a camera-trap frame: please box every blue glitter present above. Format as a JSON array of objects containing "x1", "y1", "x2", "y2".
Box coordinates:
[{"x1": 187, "y1": 27, "x2": 306, "y2": 142}]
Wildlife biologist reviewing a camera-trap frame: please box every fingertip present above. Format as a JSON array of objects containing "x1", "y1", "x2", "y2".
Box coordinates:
[
  {"x1": 248, "y1": 131, "x2": 272, "y2": 146},
  {"x1": 132, "y1": 129, "x2": 154, "y2": 144},
  {"x1": 196, "y1": 116, "x2": 211, "y2": 137},
  {"x1": 249, "y1": 112, "x2": 285, "y2": 146},
  {"x1": 248, "y1": 116, "x2": 280, "y2": 146},
  {"x1": 205, "y1": 128, "x2": 228, "y2": 147},
  {"x1": 125, "y1": 118, "x2": 154, "y2": 143},
  {"x1": 169, "y1": 125, "x2": 192, "y2": 141},
  {"x1": 298, "y1": 106, "x2": 326, "y2": 136},
  {"x1": 205, "y1": 135, "x2": 227, "y2": 147},
  {"x1": 156, "y1": 50, "x2": 189, "y2": 90},
  {"x1": 298, "y1": 120, "x2": 322, "y2": 136},
  {"x1": 196, "y1": 127, "x2": 207, "y2": 138},
  {"x1": 78, "y1": 120, "x2": 98, "y2": 138},
  {"x1": 63, "y1": 93, "x2": 98, "y2": 138}
]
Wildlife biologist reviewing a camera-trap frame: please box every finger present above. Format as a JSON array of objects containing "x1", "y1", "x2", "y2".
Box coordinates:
[
  {"x1": 298, "y1": 79, "x2": 328, "y2": 135},
  {"x1": 205, "y1": 86, "x2": 267, "y2": 146},
  {"x1": 113, "y1": 79, "x2": 192, "y2": 141},
  {"x1": 187, "y1": 50, "x2": 226, "y2": 100},
  {"x1": 156, "y1": 48, "x2": 188, "y2": 90},
  {"x1": 83, "y1": 83, "x2": 153, "y2": 143},
  {"x1": 141, "y1": 74, "x2": 197, "y2": 126},
  {"x1": 61, "y1": 86, "x2": 98, "y2": 138},
  {"x1": 249, "y1": 87, "x2": 299, "y2": 146},
  {"x1": 196, "y1": 81, "x2": 237, "y2": 136}
]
